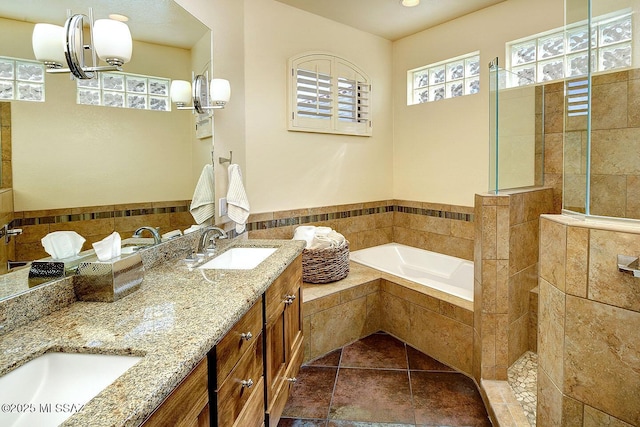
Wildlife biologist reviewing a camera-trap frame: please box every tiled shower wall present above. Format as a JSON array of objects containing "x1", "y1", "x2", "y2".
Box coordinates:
[
  {"x1": 538, "y1": 215, "x2": 640, "y2": 427},
  {"x1": 473, "y1": 187, "x2": 554, "y2": 382},
  {"x1": 543, "y1": 69, "x2": 640, "y2": 218}
]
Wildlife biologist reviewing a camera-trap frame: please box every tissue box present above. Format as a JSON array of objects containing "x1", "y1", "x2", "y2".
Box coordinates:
[{"x1": 74, "y1": 253, "x2": 144, "y2": 302}]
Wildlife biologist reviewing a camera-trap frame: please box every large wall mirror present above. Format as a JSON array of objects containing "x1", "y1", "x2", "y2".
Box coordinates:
[{"x1": 0, "y1": 0, "x2": 212, "y2": 300}]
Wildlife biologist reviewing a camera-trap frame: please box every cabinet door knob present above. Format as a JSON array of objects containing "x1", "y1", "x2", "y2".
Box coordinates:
[
  {"x1": 240, "y1": 331, "x2": 253, "y2": 341},
  {"x1": 284, "y1": 294, "x2": 296, "y2": 305},
  {"x1": 241, "y1": 379, "x2": 254, "y2": 388}
]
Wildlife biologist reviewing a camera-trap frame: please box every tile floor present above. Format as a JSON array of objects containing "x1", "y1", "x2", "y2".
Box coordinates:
[
  {"x1": 507, "y1": 351, "x2": 537, "y2": 426},
  {"x1": 279, "y1": 332, "x2": 492, "y2": 427}
]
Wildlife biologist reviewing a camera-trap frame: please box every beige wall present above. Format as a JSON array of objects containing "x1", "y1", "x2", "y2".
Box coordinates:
[
  {"x1": 242, "y1": 0, "x2": 394, "y2": 214},
  {"x1": 177, "y1": 0, "x2": 246, "y2": 225},
  {"x1": 1, "y1": 17, "x2": 196, "y2": 211},
  {"x1": 392, "y1": 0, "x2": 564, "y2": 206}
]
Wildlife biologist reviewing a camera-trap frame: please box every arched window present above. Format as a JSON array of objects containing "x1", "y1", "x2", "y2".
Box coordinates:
[{"x1": 288, "y1": 52, "x2": 371, "y2": 136}]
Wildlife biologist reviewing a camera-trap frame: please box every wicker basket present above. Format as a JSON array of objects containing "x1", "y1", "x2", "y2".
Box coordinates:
[{"x1": 302, "y1": 240, "x2": 350, "y2": 284}]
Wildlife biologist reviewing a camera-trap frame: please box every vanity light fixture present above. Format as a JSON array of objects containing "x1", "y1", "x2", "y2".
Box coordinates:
[
  {"x1": 401, "y1": 0, "x2": 420, "y2": 6},
  {"x1": 31, "y1": 8, "x2": 132, "y2": 80},
  {"x1": 171, "y1": 71, "x2": 231, "y2": 113}
]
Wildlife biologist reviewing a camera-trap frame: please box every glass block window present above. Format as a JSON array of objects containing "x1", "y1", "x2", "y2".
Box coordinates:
[
  {"x1": 289, "y1": 52, "x2": 371, "y2": 136},
  {"x1": 77, "y1": 72, "x2": 170, "y2": 111},
  {"x1": 0, "y1": 56, "x2": 45, "y2": 102},
  {"x1": 507, "y1": 11, "x2": 632, "y2": 87},
  {"x1": 407, "y1": 52, "x2": 480, "y2": 105}
]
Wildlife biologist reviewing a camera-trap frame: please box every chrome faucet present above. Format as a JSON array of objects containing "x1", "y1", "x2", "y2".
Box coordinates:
[
  {"x1": 197, "y1": 226, "x2": 228, "y2": 254},
  {"x1": 133, "y1": 226, "x2": 162, "y2": 245}
]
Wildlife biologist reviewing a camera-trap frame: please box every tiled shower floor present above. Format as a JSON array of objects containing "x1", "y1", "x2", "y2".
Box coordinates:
[
  {"x1": 278, "y1": 332, "x2": 492, "y2": 426},
  {"x1": 507, "y1": 351, "x2": 538, "y2": 426}
]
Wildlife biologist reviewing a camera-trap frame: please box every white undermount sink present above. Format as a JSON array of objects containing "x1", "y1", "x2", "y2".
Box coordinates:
[
  {"x1": 0, "y1": 352, "x2": 142, "y2": 427},
  {"x1": 198, "y1": 247, "x2": 277, "y2": 270}
]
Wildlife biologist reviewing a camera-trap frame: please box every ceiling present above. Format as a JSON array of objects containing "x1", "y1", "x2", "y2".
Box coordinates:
[
  {"x1": 274, "y1": 0, "x2": 507, "y2": 41},
  {"x1": 0, "y1": 0, "x2": 208, "y2": 49}
]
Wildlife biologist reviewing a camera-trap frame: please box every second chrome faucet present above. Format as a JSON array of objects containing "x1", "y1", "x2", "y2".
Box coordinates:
[{"x1": 197, "y1": 226, "x2": 228, "y2": 255}]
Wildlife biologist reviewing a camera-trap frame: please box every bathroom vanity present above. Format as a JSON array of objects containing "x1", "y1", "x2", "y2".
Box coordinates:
[{"x1": 0, "y1": 237, "x2": 305, "y2": 427}]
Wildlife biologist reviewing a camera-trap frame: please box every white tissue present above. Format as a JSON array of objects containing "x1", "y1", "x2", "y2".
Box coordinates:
[
  {"x1": 92, "y1": 232, "x2": 122, "y2": 261},
  {"x1": 41, "y1": 231, "x2": 86, "y2": 260}
]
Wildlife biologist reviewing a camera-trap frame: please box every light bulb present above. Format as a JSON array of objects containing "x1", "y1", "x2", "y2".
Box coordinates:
[
  {"x1": 210, "y1": 79, "x2": 231, "y2": 105},
  {"x1": 32, "y1": 23, "x2": 66, "y2": 67},
  {"x1": 170, "y1": 80, "x2": 192, "y2": 105},
  {"x1": 93, "y1": 19, "x2": 132, "y2": 66},
  {"x1": 402, "y1": 0, "x2": 420, "y2": 7}
]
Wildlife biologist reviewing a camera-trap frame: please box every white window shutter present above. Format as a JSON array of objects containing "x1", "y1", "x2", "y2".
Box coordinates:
[{"x1": 288, "y1": 53, "x2": 371, "y2": 136}]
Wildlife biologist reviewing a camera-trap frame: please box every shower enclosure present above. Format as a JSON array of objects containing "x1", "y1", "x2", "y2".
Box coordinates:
[
  {"x1": 490, "y1": 0, "x2": 640, "y2": 222},
  {"x1": 489, "y1": 61, "x2": 544, "y2": 194}
]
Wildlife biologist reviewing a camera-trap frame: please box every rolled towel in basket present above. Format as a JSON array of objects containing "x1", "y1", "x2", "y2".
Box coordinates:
[
  {"x1": 308, "y1": 230, "x2": 346, "y2": 250},
  {"x1": 293, "y1": 226, "x2": 316, "y2": 248}
]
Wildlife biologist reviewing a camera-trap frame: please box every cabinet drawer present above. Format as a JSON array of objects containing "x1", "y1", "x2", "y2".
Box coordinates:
[
  {"x1": 215, "y1": 299, "x2": 263, "y2": 386},
  {"x1": 216, "y1": 334, "x2": 263, "y2": 426},
  {"x1": 233, "y1": 376, "x2": 265, "y2": 427},
  {"x1": 143, "y1": 358, "x2": 208, "y2": 427},
  {"x1": 265, "y1": 257, "x2": 301, "y2": 323}
]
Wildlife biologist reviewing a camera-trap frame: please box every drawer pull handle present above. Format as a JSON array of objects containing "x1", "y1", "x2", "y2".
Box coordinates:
[
  {"x1": 286, "y1": 377, "x2": 297, "y2": 383},
  {"x1": 241, "y1": 379, "x2": 254, "y2": 388},
  {"x1": 240, "y1": 332, "x2": 253, "y2": 341}
]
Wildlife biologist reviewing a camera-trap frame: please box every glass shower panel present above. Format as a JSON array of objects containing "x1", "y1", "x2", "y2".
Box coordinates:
[
  {"x1": 489, "y1": 62, "x2": 544, "y2": 194},
  {"x1": 563, "y1": 0, "x2": 640, "y2": 219}
]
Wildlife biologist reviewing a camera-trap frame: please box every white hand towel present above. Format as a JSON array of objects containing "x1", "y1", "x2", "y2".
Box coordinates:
[
  {"x1": 190, "y1": 164, "x2": 215, "y2": 225},
  {"x1": 227, "y1": 164, "x2": 250, "y2": 233}
]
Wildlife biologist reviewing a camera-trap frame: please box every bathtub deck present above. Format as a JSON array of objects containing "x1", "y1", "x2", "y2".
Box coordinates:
[{"x1": 304, "y1": 260, "x2": 473, "y2": 312}]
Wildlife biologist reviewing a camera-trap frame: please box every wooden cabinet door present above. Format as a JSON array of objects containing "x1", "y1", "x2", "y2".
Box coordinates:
[
  {"x1": 264, "y1": 255, "x2": 303, "y2": 427},
  {"x1": 142, "y1": 359, "x2": 208, "y2": 427}
]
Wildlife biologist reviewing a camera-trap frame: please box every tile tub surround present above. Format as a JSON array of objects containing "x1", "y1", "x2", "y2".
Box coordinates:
[
  {"x1": 538, "y1": 214, "x2": 640, "y2": 427},
  {"x1": 246, "y1": 199, "x2": 475, "y2": 261},
  {"x1": 474, "y1": 188, "x2": 554, "y2": 382},
  {"x1": 12, "y1": 200, "x2": 195, "y2": 262},
  {"x1": 0, "y1": 238, "x2": 305, "y2": 426},
  {"x1": 303, "y1": 261, "x2": 474, "y2": 376}
]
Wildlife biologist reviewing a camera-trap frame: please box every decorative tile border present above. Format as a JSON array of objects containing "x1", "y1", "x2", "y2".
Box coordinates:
[
  {"x1": 10, "y1": 202, "x2": 473, "y2": 234},
  {"x1": 247, "y1": 204, "x2": 473, "y2": 233},
  {"x1": 12, "y1": 205, "x2": 190, "y2": 227}
]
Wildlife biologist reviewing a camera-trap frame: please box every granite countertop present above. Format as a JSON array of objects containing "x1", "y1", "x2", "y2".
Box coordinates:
[{"x1": 0, "y1": 238, "x2": 305, "y2": 427}]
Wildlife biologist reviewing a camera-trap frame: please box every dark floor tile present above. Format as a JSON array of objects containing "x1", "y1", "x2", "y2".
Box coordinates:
[
  {"x1": 278, "y1": 418, "x2": 327, "y2": 427},
  {"x1": 411, "y1": 372, "x2": 491, "y2": 427},
  {"x1": 282, "y1": 366, "x2": 338, "y2": 419},
  {"x1": 340, "y1": 333, "x2": 407, "y2": 369},
  {"x1": 328, "y1": 421, "x2": 414, "y2": 426},
  {"x1": 407, "y1": 346, "x2": 455, "y2": 372},
  {"x1": 307, "y1": 348, "x2": 342, "y2": 367},
  {"x1": 330, "y1": 368, "x2": 414, "y2": 424}
]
